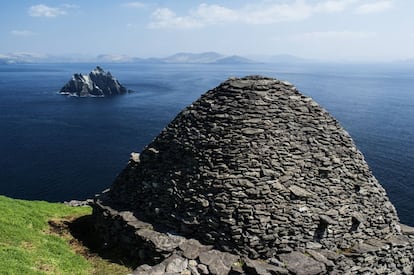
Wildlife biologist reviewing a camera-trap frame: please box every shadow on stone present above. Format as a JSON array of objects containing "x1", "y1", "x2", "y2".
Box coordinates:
[{"x1": 68, "y1": 214, "x2": 140, "y2": 269}]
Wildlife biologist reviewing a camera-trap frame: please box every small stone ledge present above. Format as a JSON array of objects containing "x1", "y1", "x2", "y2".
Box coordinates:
[
  {"x1": 64, "y1": 199, "x2": 93, "y2": 207},
  {"x1": 92, "y1": 200, "x2": 413, "y2": 275},
  {"x1": 400, "y1": 223, "x2": 414, "y2": 236},
  {"x1": 278, "y1": 251, "x2": 327, "y2": 275}
]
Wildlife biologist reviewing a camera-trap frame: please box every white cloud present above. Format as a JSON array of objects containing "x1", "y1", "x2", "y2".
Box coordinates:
[
  {"x1": 240, "y1": 0, "x2": 360, "y2": 24},
  {"x1": 192, "y1": 4, "x2": 239, "y2": 24},
  {"x1": 11, "y1": 30, "x2": 37, "y2": 37},
  {"x1": 294, "y1": 30, "x2": 377, "y2": 40},
  {"x1": 149, "y1": 0, "x2": 364, "y2": 29},
  {"x1": 149, "y1": 8, "x2": 202, "y2": 29},
  {"x1": 314, "y1": 0, "x2": 360, "y2": 13},
  {"x1": 241, "y1": 1, "x2": 312, "y2": 24},
  {"x1": 29, "y1": 4, "x2": 66, "y2": 17},
  {"x1": 355, "y1": 0, "x2": 393, "y2": 14},
  {"x1": 122, "y1": 2, "x2": 145, "y2": 8}
]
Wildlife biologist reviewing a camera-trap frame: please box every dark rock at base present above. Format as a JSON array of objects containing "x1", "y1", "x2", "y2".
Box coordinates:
[
  {"x1": 59, "y1": 66, "x2": 130, "y2": 97},
  {"x1": 278, "y1": 252, "x2": 326, "y2": 275},
  {"x1": 179, "y1": 239, "x2": 212, "y2": 259},
  {"x1": 198, "y1": 250, "x2": 239, "y2": 275},
  {"x1": 243, "y1": 258, "x2": 289, "y2": 275}
]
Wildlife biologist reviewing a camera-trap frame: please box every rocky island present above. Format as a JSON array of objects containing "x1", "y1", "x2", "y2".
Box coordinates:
[
  {"x1": 59, "y1": 66, "x2": 130, "y2": 97},
  {"x1": 91, "y1": 76, "x2": 413, "y2": 274}
]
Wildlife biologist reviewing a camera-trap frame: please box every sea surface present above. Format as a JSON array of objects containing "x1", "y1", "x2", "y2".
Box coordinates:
[{"x1": 0, "y1": 62, "x2": 413, "y2": 226}]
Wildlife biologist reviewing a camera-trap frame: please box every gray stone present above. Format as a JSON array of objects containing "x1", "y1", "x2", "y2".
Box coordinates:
[
  {"x1": 244, "y1": 258, "x2": 289, "y2": 274},
  {"x1": 165, "y1": 255, "x2": 188, "y2": 273},
  {"x1": 348, "y1": 243, "x2": 381, "y2": 254},
  {"x1": 242, "y1": 128, "x2": 265, "y2": 135},
  {"x1": 179, "y1": 239, "x2": 211, "y2": 259},
  {"x1": 188, "y1": 265, "x2": 200, "y2": 275},
  {"x1": 197, "y1": 264, "x2": 209, "y2": 274},
  {"x1": 288, "y1": 185, "x2": 313, "y2": 198},
  {"x1": 386, "y1": 235, "x2": 411, "y2": 247},
  {"x1": 188, "y1": 260, "x2": 198, "y2": 267},
  {"x1": 64, "y1": 199, "x2": 90, "y2": 207},
  {"x1": 278, "y1": 252, "x2": 326, "y2": 275},
  {"x1": 228, "y1": 80, "x2": 253, "y2": 89},
  {"x1": 365, "y1": 238, "x2": 388, "y2": 250},
  {"x1": 319, "y1": 215, "x2": 336, "y2": 225},
  {"x1": 133, "y1": 264, "x2": 153, "y2": 275},
  {"x1": 199, "y1": 250, "x2": 239, "y2": 275},
  {"x1": 400, "y1": 223, "x2": 414, "y2": 236},
  {"x1": 137, "y1": 229, "x2": 186, "y2": 252},
  {"x1": 306, "y1": 242, "x2": 322, "y2": 250},
  {"x1": 130, "y1": 152, "x2": 140, "y2": 162},
  {"x1": 306, "y1": 250, "x2": 334, "y2": 267},
  {"x1": 148, "y1": 263, "x2": 166, "y2": 275}
]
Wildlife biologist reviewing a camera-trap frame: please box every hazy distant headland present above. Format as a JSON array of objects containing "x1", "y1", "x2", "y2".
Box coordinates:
[
  {"x1": 0, "y1": 51, "x2": 311, "y2": 65},
  {"x1": 3, "y1": 51, "x2": 414, "y2": 66}
]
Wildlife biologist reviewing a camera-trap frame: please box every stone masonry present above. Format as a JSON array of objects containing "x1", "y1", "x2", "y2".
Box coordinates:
[{"x1": 93, "y1": 76, "x2": 413, "y2": 274}]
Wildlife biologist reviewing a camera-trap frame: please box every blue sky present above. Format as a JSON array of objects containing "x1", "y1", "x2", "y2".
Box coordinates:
[{"x1": 1, "y1": 0, "x2": 413, "y2": 61}]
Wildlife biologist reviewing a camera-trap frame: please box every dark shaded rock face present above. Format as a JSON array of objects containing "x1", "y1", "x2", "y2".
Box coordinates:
[
  {"x1": 93, "y1": 76, "x2": 413, "y2": 274},
  {"x1": 59, "y1": 66, "x2": 128, "y2": 97}
]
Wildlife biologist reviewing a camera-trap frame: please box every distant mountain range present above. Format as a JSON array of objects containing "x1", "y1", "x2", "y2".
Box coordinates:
[
  {"x1": 0, "y1": 52, "x2": 48, "y2": 64},
  {"x1": 158, "y1": 52, "x2": 257, "y2": 64},
  {"x1": 3, "y1": 52, "x2": 413, "y2": 65},
  {"x1": 162, "y1": 52, "x2": 224, "y2": 63},
  {"x1": 96, "y1": 52, "x2": 259, "y2": 64},
  {"x1": 0, "y1": 52, "x2": 312, "y2": 65}
]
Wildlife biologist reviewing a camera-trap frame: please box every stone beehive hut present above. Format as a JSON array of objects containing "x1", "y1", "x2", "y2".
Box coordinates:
[{"x1": 100, "y1": 76, "x2": 403, "y2": 256}]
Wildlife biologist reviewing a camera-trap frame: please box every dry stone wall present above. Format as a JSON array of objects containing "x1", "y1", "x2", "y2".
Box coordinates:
[{"x1": 93, "y1": 76, "x2": 413, "y2": 274}]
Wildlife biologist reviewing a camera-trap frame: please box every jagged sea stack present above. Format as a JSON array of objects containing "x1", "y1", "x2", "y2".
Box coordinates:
[
  {"x1": 59, "y1": 66, "x2": 129, "y2": 97},
  {"x1": 93, "y1": 76, "x2": 413, "y2": 274}
]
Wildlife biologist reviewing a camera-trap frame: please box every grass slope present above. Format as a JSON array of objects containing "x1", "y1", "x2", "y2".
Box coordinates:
[{"x1": 0, "y1": 195, "x2": 130, "y2": 275}]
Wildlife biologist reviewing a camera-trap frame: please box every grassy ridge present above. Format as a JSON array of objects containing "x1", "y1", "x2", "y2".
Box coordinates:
[{"x1": 0, "y1": 195, "x2": 92, "y2": 274}]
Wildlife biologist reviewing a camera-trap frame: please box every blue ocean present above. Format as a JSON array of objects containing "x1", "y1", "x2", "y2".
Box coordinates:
[{"x1": 0, "y1": 62, "x2": 413, "y2": 226}]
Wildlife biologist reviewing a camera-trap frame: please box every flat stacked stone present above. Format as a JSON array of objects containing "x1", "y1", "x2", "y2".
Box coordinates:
[{"x1": 93, "y1": 76, "x2": 413, "y2": 274}]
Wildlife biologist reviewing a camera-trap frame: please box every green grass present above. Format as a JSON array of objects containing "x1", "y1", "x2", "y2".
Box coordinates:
[{"x1": 0, "y1": 195, "x2": 130, "y2": 275}]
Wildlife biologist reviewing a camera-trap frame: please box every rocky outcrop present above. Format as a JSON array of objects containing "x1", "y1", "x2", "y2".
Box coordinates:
[
  {"x1": 92, "y1": 76, "x2": 413, "y2": 274},
  {"x1": 59, "y1": 66, "x2": 129, "y2": 97}
]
